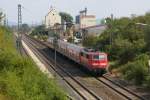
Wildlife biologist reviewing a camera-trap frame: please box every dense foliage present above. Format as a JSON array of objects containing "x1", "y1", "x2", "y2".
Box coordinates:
[
  {"x1": 59, "y1": 12, "x2": 73, "y2": 28},
  {"x1": 99, "y1": 14, "x2": 150, "y2": 86},
  {"x1": 82, "y1": 36, "x2": 98, "y2": 48},
  {"x1": 84, "y1": 13, "x2": 150, "y2": 87},
  {"x1": 0, "y1": 26, "x2": 67, "y2": 100},
  {"x1": 30, "y1": 25, "x2": 48, "y2": 41},
  {"x1": 20, "y1": 24, "x2": 31, "y2": 33},
  {"x1": 120, "y1": 54, "x2": 149, "y2": 85}
]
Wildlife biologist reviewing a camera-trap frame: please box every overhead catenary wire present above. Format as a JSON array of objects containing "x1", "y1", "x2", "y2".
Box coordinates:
[{"x1": 21, "y1": 5, "x2": 39, "y2": 25}]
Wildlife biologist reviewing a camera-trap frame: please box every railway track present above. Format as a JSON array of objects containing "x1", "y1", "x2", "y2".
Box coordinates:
[
  {"x1": 24, "y1": 34, "x2": 145, "y2": 100},
  {"x1": 20, "y1": 42, "x2": 29, "y2": 56},
  {"x1": 96, "y1": 76, "x2": 145, "y2": 100},
  {"x1": 23, "y1": 35, "x2": 102, "y2": 100}
]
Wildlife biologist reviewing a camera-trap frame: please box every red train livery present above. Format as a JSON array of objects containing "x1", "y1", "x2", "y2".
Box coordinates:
[{"x1": 47, "y1": 37, "x2": 108, "y2": 74}]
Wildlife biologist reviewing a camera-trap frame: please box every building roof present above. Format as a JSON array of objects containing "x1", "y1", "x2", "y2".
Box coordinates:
[{"x1": 82, "y1": 24, "x2": 107, "y2": 29}]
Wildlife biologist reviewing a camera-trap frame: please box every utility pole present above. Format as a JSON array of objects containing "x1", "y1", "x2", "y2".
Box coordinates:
[
  {"x1": 18, "y1": 4, "x2": 22, "y2": 31},
  {"x1": 17, "y1": 4, "x2": 22, "y2": 54},
  {"x1": 54, "y1": 35, "x2": 57, "y2": 77},
  {"x1": 110, "y1": 14, "x2": 114, "y2": 46}
]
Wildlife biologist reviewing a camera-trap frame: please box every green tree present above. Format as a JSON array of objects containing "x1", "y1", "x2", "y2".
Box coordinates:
[
  {"x1": 95, "y1": 11, "x2": 150, "y2": 87},
  {"x1": 121, "y1": 54, "x2": 149, "y2": 85},
  {"x1": 31, "y1": 25, "x2": 46, "y2": 36},
  {"x1": 59, "y1": 12, "x2": 73, "y2": 28},
  {"x1": 82, "y1": 36, "x2": 98, "y2": 48},
  {"x1": 20, "y1": 24, "x2": 30, "y2": 33},
  {"x1": 30, "y1": 25, "x2": 49, "y2": 41},
  {"x1": 145, "y1": 26, "x2": 150, "y2": 52}
]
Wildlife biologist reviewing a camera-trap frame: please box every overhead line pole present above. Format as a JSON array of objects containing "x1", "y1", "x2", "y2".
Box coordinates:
[
  {"x1": 17, "y1": 4, "x2": 22, "y2": 54},
  {"x1": 18, "y1": 4, "x2": 22, "y2": 32}
]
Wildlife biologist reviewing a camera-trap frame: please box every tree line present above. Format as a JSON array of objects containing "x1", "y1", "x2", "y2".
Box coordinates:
[{"x1": 83, "y1": 13, "x2": 150, "y2": 87}]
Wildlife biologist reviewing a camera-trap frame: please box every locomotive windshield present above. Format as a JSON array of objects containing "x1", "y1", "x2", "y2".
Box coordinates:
[{"x1": 93, "y1": 54, "x2": 106, "y2": 60}]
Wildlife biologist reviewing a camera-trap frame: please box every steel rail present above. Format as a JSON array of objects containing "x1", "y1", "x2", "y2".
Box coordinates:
[
  {"x1": 25, "y1": 34, "x2": 146, "y2": 100},
  {"x1": 24, "y1": 35, "x2": 102, "y2": 100}
]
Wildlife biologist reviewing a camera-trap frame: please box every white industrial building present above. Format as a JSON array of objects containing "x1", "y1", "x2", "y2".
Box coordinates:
[
  {"x1": 45, "y1": 7, "x2": 61, "y2": 28},
  {"x1": 75, "y1": 8, "x2": 106, "y2": 39},
  {"x1": 80, "y1": 15, "x2": 96, "y2": 29},
  {"x1": 75, "y1": 8, "x2": 96, "y2": 29}
]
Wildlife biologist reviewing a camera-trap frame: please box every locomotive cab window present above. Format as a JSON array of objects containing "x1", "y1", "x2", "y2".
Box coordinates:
[{"x1": 93, "y1": 55, "x2": 106, "y2": 60}]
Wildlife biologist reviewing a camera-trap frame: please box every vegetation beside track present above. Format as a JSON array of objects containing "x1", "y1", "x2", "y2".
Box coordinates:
[
  {"x1": 30, "y1": 25, "x2": 48, "y2": 41},
  {"x1": 85, "y1": 13, "x2": 150, "y2": 87},
  {"x1": 0, "y1": 26, "x2": 67, "y2": 100},
  {"x1": 28, "y1": 10, "x2": 150, "y2": 88}
]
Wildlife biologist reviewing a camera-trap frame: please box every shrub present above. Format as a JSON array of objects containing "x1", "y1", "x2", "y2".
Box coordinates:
[
  {"x1": 122, "y1": 61, "x2": 146, "y2": 85},
  {"x1": 82, "y1": 36, "x2": 98, "y2": 48},
  {"x1": 0, "y1": 26, "x2": 67, "y2": 100},
  {"x1": 121, "y1": 54, "x2": 149, "y2": 85},
  {"x1": 145, "y1": 76, "x2": 150, "y2": 88},
  {"x1": 0, "y1": 50, "x2": 67, "y2": 100}
]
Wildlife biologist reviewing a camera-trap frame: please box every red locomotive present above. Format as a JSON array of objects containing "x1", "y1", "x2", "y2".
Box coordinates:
[{"x1": 47, "y1": 37, "x2": 108, "y2": 74}]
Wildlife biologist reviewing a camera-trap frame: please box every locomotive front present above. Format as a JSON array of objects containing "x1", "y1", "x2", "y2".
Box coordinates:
[
  {"x1": 80, "y1": 48, "x2": 108, "y2": 74},
  {"x1": 90, "y1": 52, "x2": 108, "y2": 73}
]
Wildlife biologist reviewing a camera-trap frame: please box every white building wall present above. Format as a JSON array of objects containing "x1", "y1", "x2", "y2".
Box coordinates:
[
  {"x1": 80, "y1": 16, "x2": 96, "y2": 29},
  {"x1": 45, "y1": 8, "x2": 61, "y2": 28}
]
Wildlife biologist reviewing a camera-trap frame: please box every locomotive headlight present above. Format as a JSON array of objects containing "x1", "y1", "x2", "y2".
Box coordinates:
[
  {"x1": 92, "y1": 63, "x2": 99, "y2": 66},
  {"x1": 100, "y1": 63, "x2": 106, "y2": 66}
]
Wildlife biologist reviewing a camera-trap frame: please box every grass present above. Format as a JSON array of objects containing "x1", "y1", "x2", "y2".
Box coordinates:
[
  {"x1": 0, "y1": 94, "x2": 11, "y2": 100},
  {"x1": 0, "y1": 26, "x2": 67, "y2": 100}
]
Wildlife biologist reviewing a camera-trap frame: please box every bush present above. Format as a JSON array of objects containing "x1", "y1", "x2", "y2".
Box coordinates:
[
  {"x1": 108, "y1": 61, "x2": 119, "y2": 72},
  {"x1": 121, "y1": 54, "x2": 149, "y2": 85},
  {"x1": 122, "y1": 61, "x2": 147, "y2": 85},
  {"x1": 0, "y1": 26, "x2": 67, "y2": 100},
  {"x1": 95, "y1": 13, "x2": 150, "y2": 87},
  {"x1": 145, "y1": 76, "x2": 150, "y2": 88},
  {"x1": 0, "y1": 50, "x2": 67, "y2": 100},
  {"x1": 82, "y1": 36, "x2": 98, "y2": 48}
]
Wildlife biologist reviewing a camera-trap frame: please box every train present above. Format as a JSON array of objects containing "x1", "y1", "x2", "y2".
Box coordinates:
[{"x1": 47, "y1": 37, "x2": 108, "y2": 75}]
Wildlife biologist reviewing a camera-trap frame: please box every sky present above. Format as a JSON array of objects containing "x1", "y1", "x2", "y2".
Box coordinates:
[{"x1": 0, "y1": 0, "x2": 150, "y2": 25}]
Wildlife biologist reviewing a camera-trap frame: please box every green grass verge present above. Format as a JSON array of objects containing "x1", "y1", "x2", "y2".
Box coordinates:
[{"x1": 0, "y1": 26, "x2": 68, "y2": 100}]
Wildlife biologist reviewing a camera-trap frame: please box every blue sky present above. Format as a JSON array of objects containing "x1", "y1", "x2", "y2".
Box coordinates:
[{"x1": 1, "y1": 0, "x2": 150, "y2": 25}]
